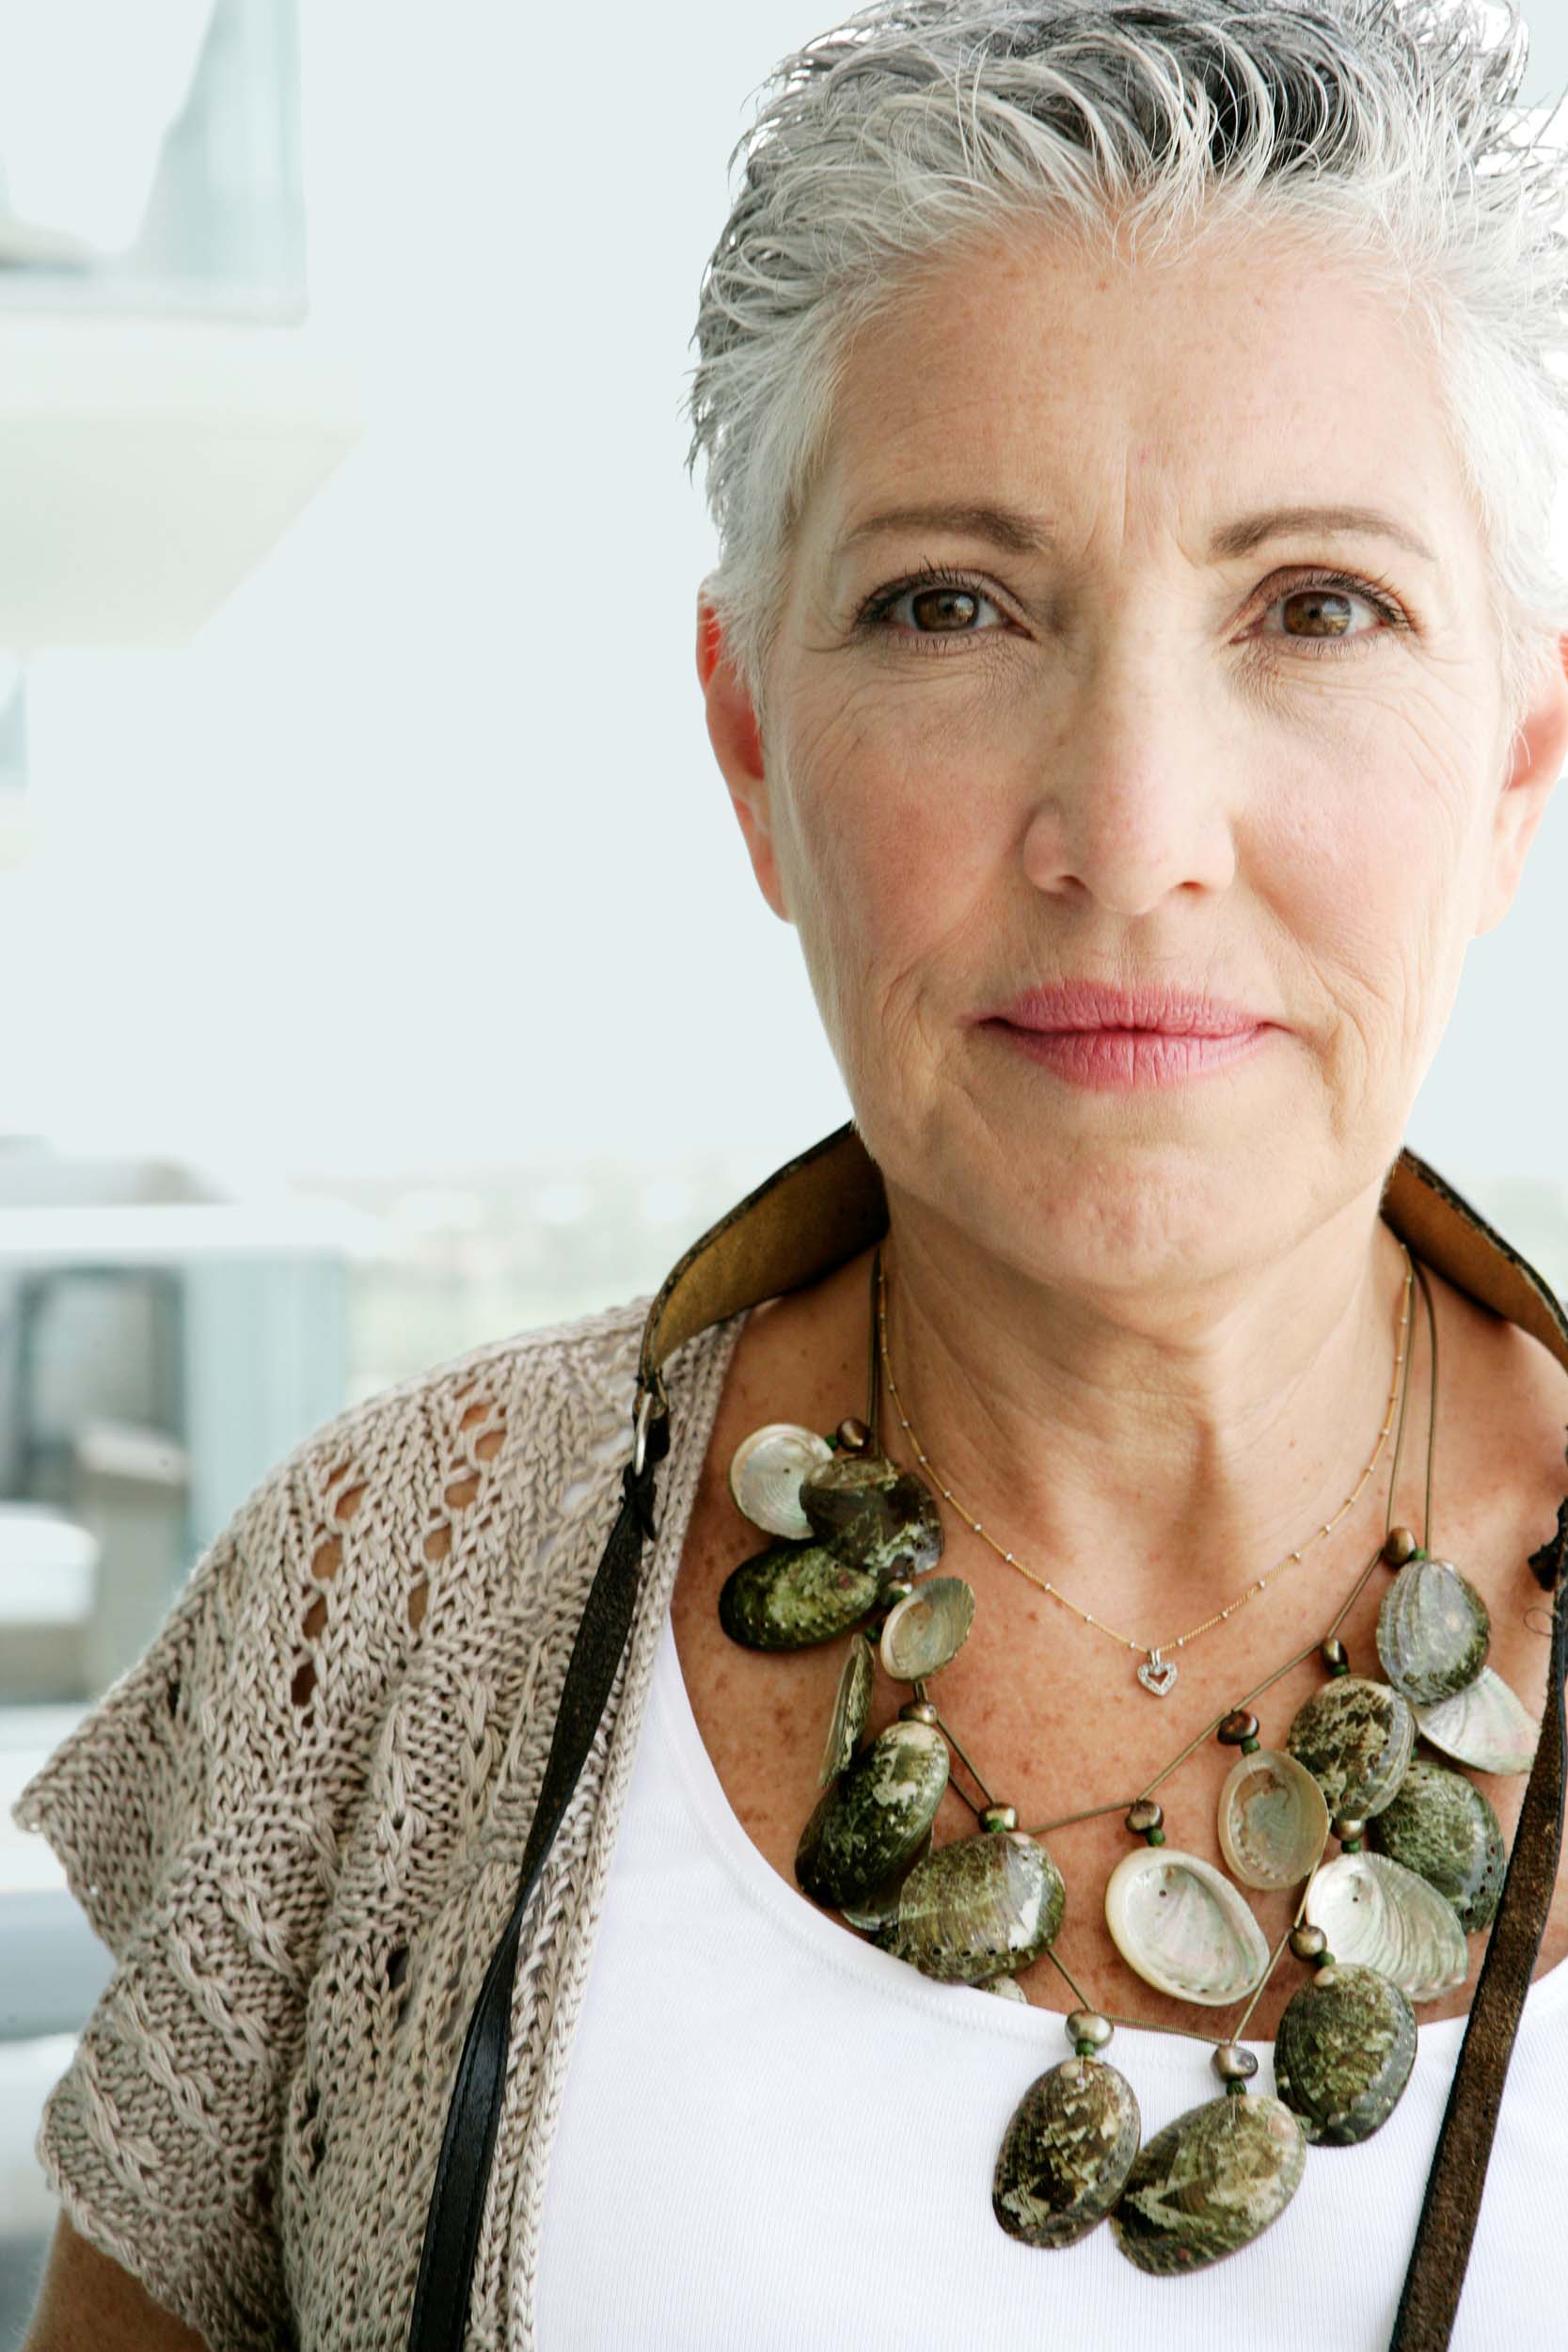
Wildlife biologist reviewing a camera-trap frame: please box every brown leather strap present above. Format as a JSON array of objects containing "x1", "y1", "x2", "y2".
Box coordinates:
[
  {"x1": 1389, "y1": 1504, "x2": 1568, "y2": 2347},
  {"x1": 635, "y1": 1121, "x2": 890, "y2": 1409}
]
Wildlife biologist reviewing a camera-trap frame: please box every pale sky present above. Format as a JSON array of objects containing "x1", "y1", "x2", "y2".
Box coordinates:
[{"x1": 1, "y1": 0, "x2": 1563, "y2": 1200}]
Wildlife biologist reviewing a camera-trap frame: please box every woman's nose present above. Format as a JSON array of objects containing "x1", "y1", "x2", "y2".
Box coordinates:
[{"x1": 1017, "y1": 673, "x2": 1241, "y2": 916}]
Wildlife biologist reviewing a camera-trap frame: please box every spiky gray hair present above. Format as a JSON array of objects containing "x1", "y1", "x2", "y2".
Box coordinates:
[{"x1": 684, "y1": 0, "x2": 1568, "y2": 753}]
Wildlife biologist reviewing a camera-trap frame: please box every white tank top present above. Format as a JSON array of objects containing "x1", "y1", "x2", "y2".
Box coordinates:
[{"x1": 536, "y1": 1609, "x2": 1568, "y2": 2347}]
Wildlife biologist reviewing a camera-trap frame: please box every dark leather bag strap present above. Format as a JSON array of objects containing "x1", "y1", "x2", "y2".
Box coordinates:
[
  {"x1": 404, "y1": 1407, "x2": 670, "y2": 2352},
  {"x1": 1388, "y1": 1497, "x2": 1568, "y2": 2348}
]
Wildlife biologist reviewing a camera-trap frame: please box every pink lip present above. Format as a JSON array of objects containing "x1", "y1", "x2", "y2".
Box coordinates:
[
  {"x1": 986, "y1": 982, "x2": 1274, "y2": 1035},
  {"x1": 989, "y1": 1025, "x2": 1270, "y2": 1090}
]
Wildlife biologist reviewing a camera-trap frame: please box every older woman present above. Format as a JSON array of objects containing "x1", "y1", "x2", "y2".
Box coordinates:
[{"x1": 17, "y1": 3, "x2": 1568, "y2": 2349}]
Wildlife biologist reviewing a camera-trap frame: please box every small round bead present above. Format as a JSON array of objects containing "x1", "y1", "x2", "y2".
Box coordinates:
[
  {"x1": 836, "y1": 1417, "x2": 871, "y2": 1454},
  {"x1": 1066, "y1": 2010, "x2": 1113, "y2": 2050},
  {"x1": 1290, "y1": 1924, "x2": 1328, "y2": 1963},
  {"x1": 898, "y1": 1697, "x2": 939, "y2": 1725},
  {"x1": 978, "y1": 1803, "x2": 1019, "y2": 1833},
  {"x1": 1125, "y1": 1799, "x2": 1164, "y2": 1836},
  {"x1": 1315, "y1": 1963, "x2": 1341, "y2": 1989},
  {"x1": 1384, "y1": 1526, "x2": 1418, "y2": 1566},
  {"x1": 879, "y1": 1578, "x2": 913, "y2": 1607},
  {"x1": 1217, "y1": 1709, "x2": 1259, "y2": 1746},
  {"x1": 1320, "y1": 1635, "x2": 1350, "y2": 1675},
  {"x1": 1212, "y1": 2042, "x2": 1259, "y2": 2084},
  {"x1": 1332, "y1": 1815, "x2": 1367, "y2": 1844}
]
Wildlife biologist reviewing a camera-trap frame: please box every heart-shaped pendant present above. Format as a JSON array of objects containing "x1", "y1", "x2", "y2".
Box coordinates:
[{"x1": 1136, "y1": 1652, "x2": 1178, "y2": 1697}]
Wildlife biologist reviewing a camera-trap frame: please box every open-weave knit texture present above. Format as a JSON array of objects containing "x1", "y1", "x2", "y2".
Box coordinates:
[{"x1": 12, "y1": 1294, "x2": 743, "y2": 2352}]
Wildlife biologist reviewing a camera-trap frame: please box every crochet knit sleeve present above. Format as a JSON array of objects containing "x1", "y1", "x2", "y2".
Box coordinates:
[{"x1": 10, "y1": 1445, "x2": 337, "y2": 2352}]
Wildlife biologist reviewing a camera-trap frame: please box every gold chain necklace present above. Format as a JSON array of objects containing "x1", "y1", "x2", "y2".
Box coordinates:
[{"x1": 877, "y1": 1245, "x2": 1414, "y2": 1695}]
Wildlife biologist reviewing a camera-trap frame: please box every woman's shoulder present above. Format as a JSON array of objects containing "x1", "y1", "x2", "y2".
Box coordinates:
[
  {"x1": 292, "y1": 1289, "x2": 654, "y2": 1481},
  {"x1": 267, "y1": 1290, "x2": 655, "y2": 1545},
  {"x1": 255, "y1": 1290, "x2": 659, "y2": 1677}
]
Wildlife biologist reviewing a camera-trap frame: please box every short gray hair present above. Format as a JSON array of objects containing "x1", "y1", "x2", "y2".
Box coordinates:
[{"x1": 684, "y1": 0, "x2": 1568, "y2": 755}]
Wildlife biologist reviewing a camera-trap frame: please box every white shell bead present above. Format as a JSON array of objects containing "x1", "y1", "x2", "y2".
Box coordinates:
[
  {"x1": 728, "y1": 1422, "x2": 834, "y2": 1539},
  {"x1": 1304, "y1": 1851, "x2": 1468, "y2": 2003},
  {"x1": 1413, "y1": 1664, "x2": 1539, "y2": 1777},
  {"x1": 879, "y1": 1575, "x2": 975, "y2": 1682},
  {"x1": 1217, "y1": 1748, "x2": 1331, "y2": 1891},
  {"x1": 1103, "y1": 1847, "x2": 1272, "y2": 2006}
]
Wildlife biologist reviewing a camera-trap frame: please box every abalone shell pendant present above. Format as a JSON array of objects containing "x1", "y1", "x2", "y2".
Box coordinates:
[
  {"x1": 817, "y1": 1629, "x2": 875, "y2": 1786},
  {"x1": 875, "y1": 1828, "x2": 1066, "y2": 1983},
  {"x1": 1274, "y1": 1962, "x2": 1417, "y2": 2144},
  {"x1": 839, "y1": 1826, "x2": 933, "y2": 1932},
  {"x1": 1413, "y1": 1664, "x2": 1539, "y2": 1776},
  {"x1": 1375, "y1": 1552, "x2": 1490, "y2": 1707},
  {"x1": 993, "y1": 2056, "x2": 1143, "y2": 2249},
  {"x1": 879, "y1": 1575, "x2": 974, "y2": 1681},
  {"x1": 1217, "y1": 1747, "x2": 1331, "y2": 1890},
  {"x1": 799, "y1": 1451, "x2": 943, "y2": 1581},
  {"x1": 1303, "y1": 1850, "x2": 1469, "y2": 2002},
  {"x1": 729, "y1": 1422, "x2": 834, "y2": 1539},
  {"x1": 1110, "y1": 2091, "x2": 1307, "y2": 2274},
  {"x1": 1103, "y1": 1848, "x2": 1271, "y2": 2005},
  {"x1": 1364, "y1": 1758, "x2": 1507, "y2": 1932},
  {"x1": 1286, "y1": 1674, "x2": 1415, "y2": 1820},
  {"x1": 718, "y1": 1540, "x2": 879, "y2": 1651},
  {"x1": 796, "y1": 1718, "x2": 949, "y2": 1908}
]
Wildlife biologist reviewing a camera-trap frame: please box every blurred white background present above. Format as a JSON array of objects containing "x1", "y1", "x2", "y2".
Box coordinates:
[
  {"x1": 0, "y1": 0, "x2": 863, "y2": 1200},
  {"x1": 0, "y1": 0, "x2": 1567, "y2": 2327}
]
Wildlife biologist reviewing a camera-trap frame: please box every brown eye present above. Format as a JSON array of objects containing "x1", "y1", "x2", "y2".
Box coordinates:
[
  {"x1": 1260, "y1": 576, "x2": 1396, "y2": 650},
  {"x1": 908, "y1": 585, "x2": 982, "y2": 631},
  {"x1": 866, "y1": 573, "x2": 1006, "y2": 638},
  {"x1": 1280, "y1": 586, "x2": 1360, "y2": 638}
]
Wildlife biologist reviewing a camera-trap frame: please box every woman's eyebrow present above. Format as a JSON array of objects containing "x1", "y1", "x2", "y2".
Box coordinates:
[
  {"x1": 833, "y1": 501, "x2": 1053, "y2": 558},
  {"x1": 1211, "y1": 501, "x2": 1439, "y2": 566},
  {"x1": 832, "y1": 498, "x2": 1439, "y2": 566}
]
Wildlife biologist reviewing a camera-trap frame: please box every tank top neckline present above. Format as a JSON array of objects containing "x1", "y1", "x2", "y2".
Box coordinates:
[{"x1": 650, "y1": 1603, "x2": 1568, "y2": 2060}]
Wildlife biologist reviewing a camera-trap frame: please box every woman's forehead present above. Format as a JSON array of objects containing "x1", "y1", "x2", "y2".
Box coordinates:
[{"x1": 807, "y1": 228, "x2": 1459, "y2": 567}]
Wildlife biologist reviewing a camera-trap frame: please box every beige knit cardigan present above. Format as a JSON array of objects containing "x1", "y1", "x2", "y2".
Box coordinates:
[{"x1": 12, "y1": 1289, "x2": 741, "y2": 2352}]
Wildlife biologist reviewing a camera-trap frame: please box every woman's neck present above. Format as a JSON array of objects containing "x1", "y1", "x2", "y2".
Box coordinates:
[{"x1": 878, "y1": 1177, "x2": 1416, "y2": 1624}]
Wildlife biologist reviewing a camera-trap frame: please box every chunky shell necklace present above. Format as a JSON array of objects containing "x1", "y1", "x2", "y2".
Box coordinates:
[{"x1": 717, "y1": 1240, "x2": 1540, "y2": 2274}]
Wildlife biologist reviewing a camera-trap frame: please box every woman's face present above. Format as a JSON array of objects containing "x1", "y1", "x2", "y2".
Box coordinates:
[{"x1": 704, "y1": 220, "x2": 1567, "y2": 1291}]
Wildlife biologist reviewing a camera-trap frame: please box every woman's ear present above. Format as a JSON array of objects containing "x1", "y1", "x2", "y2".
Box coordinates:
[
  {"x1": 1475, "y1": 633, "x2": 1568, "y2": 939},
  {"x1": 695, "y1": 592, "x2": 790, "y2": 921}
]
